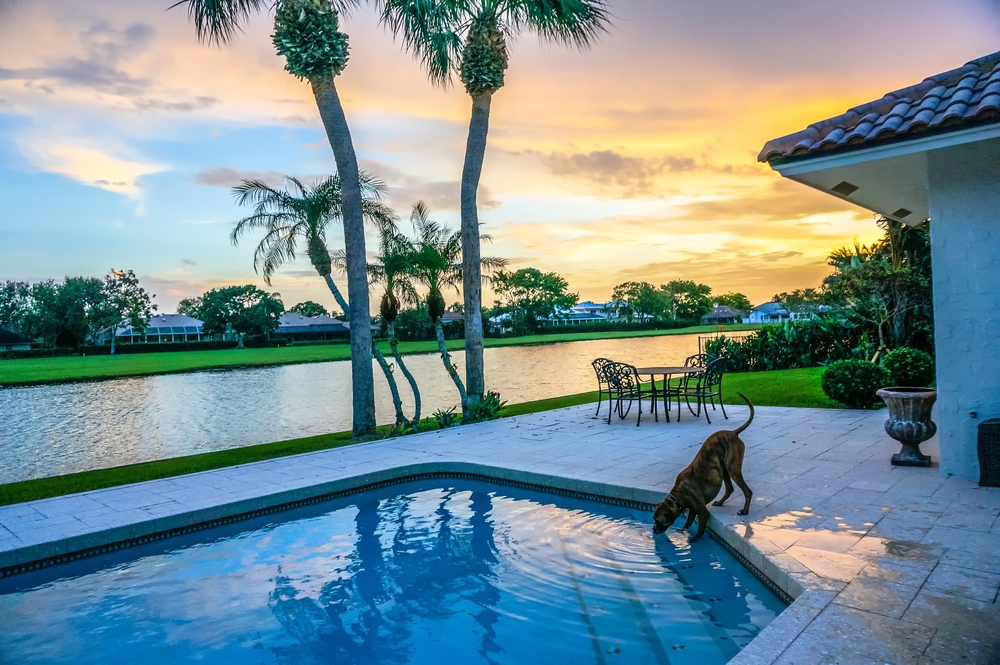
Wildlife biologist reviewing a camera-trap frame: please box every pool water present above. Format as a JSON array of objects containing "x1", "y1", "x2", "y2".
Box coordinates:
[{"x1": 0, "y1": 480, "x2": 784, "y2": 664}]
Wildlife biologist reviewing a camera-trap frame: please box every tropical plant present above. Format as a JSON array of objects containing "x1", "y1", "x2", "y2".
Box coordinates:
[
  {"x1": 230, "y1": 174, "x2": 394, "y2": 312},
  {"x1": 408, "y1": 201, "x2": 506, "y2": 412},
  {"x1": 704, "y1": 318, "x2": 864, "y2": 373},
  {"x1": 821, "y1": 359, "x2": 891, "y2": 409},
  {"x1": 433, "y1": 405, "x2": 459, "y2": 429},
  {"x1": 288, "y1": 301, "x2": 330, "y2": 317},
  {"x1": 882, "y1": 348, "x2": 935, "y2": 387},
  {"x1": 464, "y1": 390, "x2": 506, "y2": 423},
  {"x1": 177, "y1": 0, "x2": 379, "y2": 436},
  {"x1": 198, "y1": 285, "x2": 284, "y2": 348},
  {"x1": 367, "y1": 223, "x2": 423, "y2": 426},
  {"x1": 379, "y1": 0, "x2": 611, "y2": 407}
]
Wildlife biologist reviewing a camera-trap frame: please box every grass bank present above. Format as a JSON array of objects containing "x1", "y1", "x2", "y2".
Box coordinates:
[
  {"x1": 0, "y1": 324, "x2": 758, "y2": 387},
  {"x1": 0, "y1": 366, "x2": 834, "y2": 506}
]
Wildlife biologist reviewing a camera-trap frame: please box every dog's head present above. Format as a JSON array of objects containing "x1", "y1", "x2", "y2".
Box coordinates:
[{"x1": 652, "y1": 494, "x2": 684, "y2": 534}]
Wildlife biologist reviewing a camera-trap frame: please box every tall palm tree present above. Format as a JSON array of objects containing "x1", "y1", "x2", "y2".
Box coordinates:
[
  {"x1": 368, "y1": 225, "x2": 422, "y2": 425},
  {"x1": 176, "y1": 0, "x2": 378, "y2": 437},
  {"x1": 378, "y1": 0, "x2": 610, "y2": 407},
  {"x1": 408, "y1": 201, "x2": 506, "y2": 411}
]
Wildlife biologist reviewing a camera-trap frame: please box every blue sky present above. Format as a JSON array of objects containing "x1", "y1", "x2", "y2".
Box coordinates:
[{"x1": 1, "y1": 0, "x2": 999, "y2": 311}]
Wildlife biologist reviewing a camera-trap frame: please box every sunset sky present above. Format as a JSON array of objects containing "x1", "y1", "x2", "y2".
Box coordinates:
[{"x1": 1, "y1": 0, "x2": 998, "y2": 312}]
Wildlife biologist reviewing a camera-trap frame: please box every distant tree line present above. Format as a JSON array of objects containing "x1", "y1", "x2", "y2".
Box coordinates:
[{"x1": 0, "y1": 270, "x2": 155, "y2": 353}]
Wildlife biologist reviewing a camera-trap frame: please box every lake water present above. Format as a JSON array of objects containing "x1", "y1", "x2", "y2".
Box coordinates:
[{"x1": 0, "y1": 335, "x2": 700, "y2": 483}]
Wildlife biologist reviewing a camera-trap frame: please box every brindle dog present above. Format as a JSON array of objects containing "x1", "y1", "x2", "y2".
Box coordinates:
[{"x1": 652, "y1": 394, "x2": 754, "y2": 542}]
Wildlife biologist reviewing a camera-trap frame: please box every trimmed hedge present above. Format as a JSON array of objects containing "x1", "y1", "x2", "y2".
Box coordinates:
[
  {"x1": 1, "y1": 339, "x2": 286, "y2": 360},
  {"x1": 821, "y1": 360, "x2": 891, "y2": 409},
  {"x1": 882, "y1": 348, "x2": 935, "y2": 387}
]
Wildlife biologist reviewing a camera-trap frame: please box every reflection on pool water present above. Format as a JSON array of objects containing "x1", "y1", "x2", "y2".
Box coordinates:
[{"x1": 0, "y1": 479, "x2": 784, "y2": 664}]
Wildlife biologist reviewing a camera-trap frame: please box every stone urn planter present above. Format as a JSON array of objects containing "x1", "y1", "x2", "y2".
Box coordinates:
[{"x1": 876, "y1": 387, "x2": 937, "y2": 467}]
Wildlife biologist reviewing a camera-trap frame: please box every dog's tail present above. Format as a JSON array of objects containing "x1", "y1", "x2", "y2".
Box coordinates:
[{"x1": 732, "y1": 393, "x2": 754, "y2": 435}]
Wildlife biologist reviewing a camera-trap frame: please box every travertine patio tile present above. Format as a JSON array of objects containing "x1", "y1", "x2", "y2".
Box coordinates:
[
  {"x1": 2, "y1": 405, "x2": 999, "y2": 664},
  {"x1": 833, "y1": 574, "x2": 920, "y2": 619},
  {"x1": 786, "y1": 545, "x2": 869, "y2": 582},
  {"x1": 777, "y1": 603, "x2": 932, "y2": 665},
  {"x1": 923, "y1": 563, "x2": 1000, "y2": 603}
]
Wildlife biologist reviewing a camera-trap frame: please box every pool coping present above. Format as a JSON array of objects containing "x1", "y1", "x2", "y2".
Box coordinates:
[{"x1": 0, "y1": 459, "x2": 821, "y2": 663}]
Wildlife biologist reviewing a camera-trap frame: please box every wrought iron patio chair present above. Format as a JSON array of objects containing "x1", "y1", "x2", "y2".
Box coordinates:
[
  {"x1": 661, "y1": 353, "x2": 716, "y2": 418},
  {"x1": 591, "y1": 357, "x2": 615, "y2": 419},
  {"x1": 674, "y1": 357, "x2": 728, "y2": 424},
  {"x1": 606, "y1": 362, "x2": 658, "y2": 426}
]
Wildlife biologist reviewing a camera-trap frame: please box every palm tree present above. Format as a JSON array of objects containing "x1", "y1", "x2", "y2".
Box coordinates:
[
  {"x1": 176, "y1": 0, "x2": 378, "y2": 437},
  {"x1": 408, "y1": 201, "x2": 505, "y2": 411},
  {"x1": 231, "y1": 174, "x2": 394, "y2": 313},
  {"x1": 378, "y1": 0, "x2": 610, "y2": 408},
  {"x1": 368, "y1": 225, "x2": 422, "y2": 425},
  {"x1": 230, "y1": 174, "x2": 414, "y2": 425}
]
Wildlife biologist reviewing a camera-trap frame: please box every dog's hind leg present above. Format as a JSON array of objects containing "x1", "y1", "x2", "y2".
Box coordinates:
[
  {"x1": 712, "y1": 466, "x2": 735, "y2": 507},
  {"x1": 729, "y1": 446, "x2": 753, "y2": 515}
]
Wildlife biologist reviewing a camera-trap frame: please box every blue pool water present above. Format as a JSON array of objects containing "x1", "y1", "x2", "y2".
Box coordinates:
[{"x1": 0, "y1": 480, "x2": 784, "y2": 664}]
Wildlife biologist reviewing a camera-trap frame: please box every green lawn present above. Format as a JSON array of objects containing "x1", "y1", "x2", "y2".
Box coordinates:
[
  {"x1": 0, "y1": 324, "x2": 758, "y2": 386},
  {"x1": 0, "y1": 366, "x2": 836, "y2": 506}
]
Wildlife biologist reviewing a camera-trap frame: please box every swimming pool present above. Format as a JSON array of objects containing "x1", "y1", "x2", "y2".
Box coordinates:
[{"x1": 0, "y1": 479, "x2": 784, "y2": 664}]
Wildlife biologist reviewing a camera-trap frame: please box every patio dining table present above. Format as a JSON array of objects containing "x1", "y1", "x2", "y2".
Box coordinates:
[{"x1": 633, "y1": 366, "x2": 705, "y2": 423}]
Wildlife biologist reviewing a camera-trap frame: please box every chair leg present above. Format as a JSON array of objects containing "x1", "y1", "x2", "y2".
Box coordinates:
[
  {"x1": 704, "y1": 396, "x2": 712, "y2": 424},
  {"x1": 720, "y1": 397, "x2": 728, "y2": 420},
  {"x1": 595, "y1": 388, "x2": 603, "y2": 417}
]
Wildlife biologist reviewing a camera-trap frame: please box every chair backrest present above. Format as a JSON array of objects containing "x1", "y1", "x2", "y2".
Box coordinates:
[
  {"x1": 702, "y1": 357, "x2": 727, "y2": 388},
  {"x1": 684, "y1": 353, "x2": 711, "y2": 368},
  {"x1": 606, "y1": 362, "x2": 641, "y2": 392},
  {"x1": 592, "y1": 357, "x2": 614, "y2": 384}
]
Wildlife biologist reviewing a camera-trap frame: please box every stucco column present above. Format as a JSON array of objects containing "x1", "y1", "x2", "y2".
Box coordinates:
[{"x1": 927, "y1": 138, "x2": 1000, "y2": 479}]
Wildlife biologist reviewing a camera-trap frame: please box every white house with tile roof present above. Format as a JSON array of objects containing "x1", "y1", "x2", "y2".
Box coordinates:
[{"x1": 760, "y1": 51, "x2": 1000, "y2": 480}]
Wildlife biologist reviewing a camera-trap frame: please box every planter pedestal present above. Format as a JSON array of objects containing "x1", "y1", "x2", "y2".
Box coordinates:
[{"x1": 876, "y1": 387, "x2": 937, "y2": 467}]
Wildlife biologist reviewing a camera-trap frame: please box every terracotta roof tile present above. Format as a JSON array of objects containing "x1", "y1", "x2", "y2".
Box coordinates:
[{"x1": 759, "y1": 51, "x2": 1000, "y2": 162}]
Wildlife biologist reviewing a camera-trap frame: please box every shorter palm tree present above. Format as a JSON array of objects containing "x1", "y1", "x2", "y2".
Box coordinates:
[
  {"x1": 231, "y1": 175, "x2": 413, "y2": 424},
  {"x1": 408, "y1": 201, "x2": 506, "y2": 412},
  {"x1": 369, "y1": 226, "x2": 422, "y2": 425}
]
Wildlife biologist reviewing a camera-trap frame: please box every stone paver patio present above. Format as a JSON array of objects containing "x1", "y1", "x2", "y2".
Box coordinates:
[{"x1": 2, "y1": 403, "x2": 999, "y2": 664}]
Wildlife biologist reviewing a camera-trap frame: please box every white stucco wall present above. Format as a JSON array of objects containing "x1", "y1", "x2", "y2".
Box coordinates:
[{"x1": 927, "y1": 139, "x2": 1000, "y2": 479}]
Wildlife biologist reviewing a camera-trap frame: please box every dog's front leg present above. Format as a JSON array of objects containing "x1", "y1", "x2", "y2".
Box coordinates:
[
  {"x1": 689, "y1": 505, "x2": 711, "y2": 543},
  {"x1": 681, "y1": 510, "x2": 695, "y2": 531}
]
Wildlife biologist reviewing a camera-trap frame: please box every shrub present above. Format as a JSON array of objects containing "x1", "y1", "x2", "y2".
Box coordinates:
[
  {"x1": 705, "y1": 318, "x2": 864, "y2": 373},
  {"x1": 821, "y1": 360, "x2": 892, "y2": 409},
  {"x1": 882, "y1": 348, "x2": 935, "y2": 387},
  {"x1": 433, "y1": 406, "x2": 459, "y2": 429},
  {"x1": 464, "y1": 391, "x2": 507, "y2": 423}
]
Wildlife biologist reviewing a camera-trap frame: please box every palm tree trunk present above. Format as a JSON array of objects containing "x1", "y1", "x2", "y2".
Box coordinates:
[
  {"x1": 435, "y1": 316, "x2": 468, "y2": 408},
  {"x1": 319, "y1": 270, "x2": 409, "y2": 428},
  {"x1": 460, "y1": 91, "x2": 493, "y2": 409},
  {"x1": 322, "y1": 273, "x2": 350, "y2": 316},
  {"x1": 372, "y1": 342, "x2": 407, "y2": 425},
  {"x1": 311, "y1": 75, "x2": 376, "y2": 437},
  {"x1": 389, "y1": 321, "x2": 421, "y2": 422}
]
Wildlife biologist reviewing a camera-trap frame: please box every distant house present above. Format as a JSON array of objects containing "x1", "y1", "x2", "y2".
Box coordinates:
[
  {"x1": 273, "y1": 312, "x2": 349, "y2": 342},
  {"x1": 701, "y1": 305, "x2": 744, "y2": 325},
  {"x1": 98, "y1": 313, "x2": 205, "y2": 345},
  {"x1": 744, "y1": 302, "x2": 791, "y2": 324},
  {"x1": 440, "y1": 310, "x2": 463, "y2": 324},
  {"x1": 0, "y1": 328, "x2": 31, "y2": 352}
]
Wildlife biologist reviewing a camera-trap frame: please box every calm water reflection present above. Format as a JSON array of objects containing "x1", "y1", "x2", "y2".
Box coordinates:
[{"x1": 0, "y1": 335, "x2": 699, "y2": 483}]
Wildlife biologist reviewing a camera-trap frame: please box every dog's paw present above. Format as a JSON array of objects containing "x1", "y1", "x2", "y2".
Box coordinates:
[
  {"x1": 737, "y1": 509, "x2": 749, "y2": 516},
  {"x1": 688, "y1": 534, "x2": 701, "y2": 543},
  {"x1": 711, "y1": 500, "x2": 725, "y2": 507}
]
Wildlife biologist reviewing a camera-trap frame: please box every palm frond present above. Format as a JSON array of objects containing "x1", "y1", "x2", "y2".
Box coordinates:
[{"x1": 169, "y1": 0, "x2": 271, "y2": 46}]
